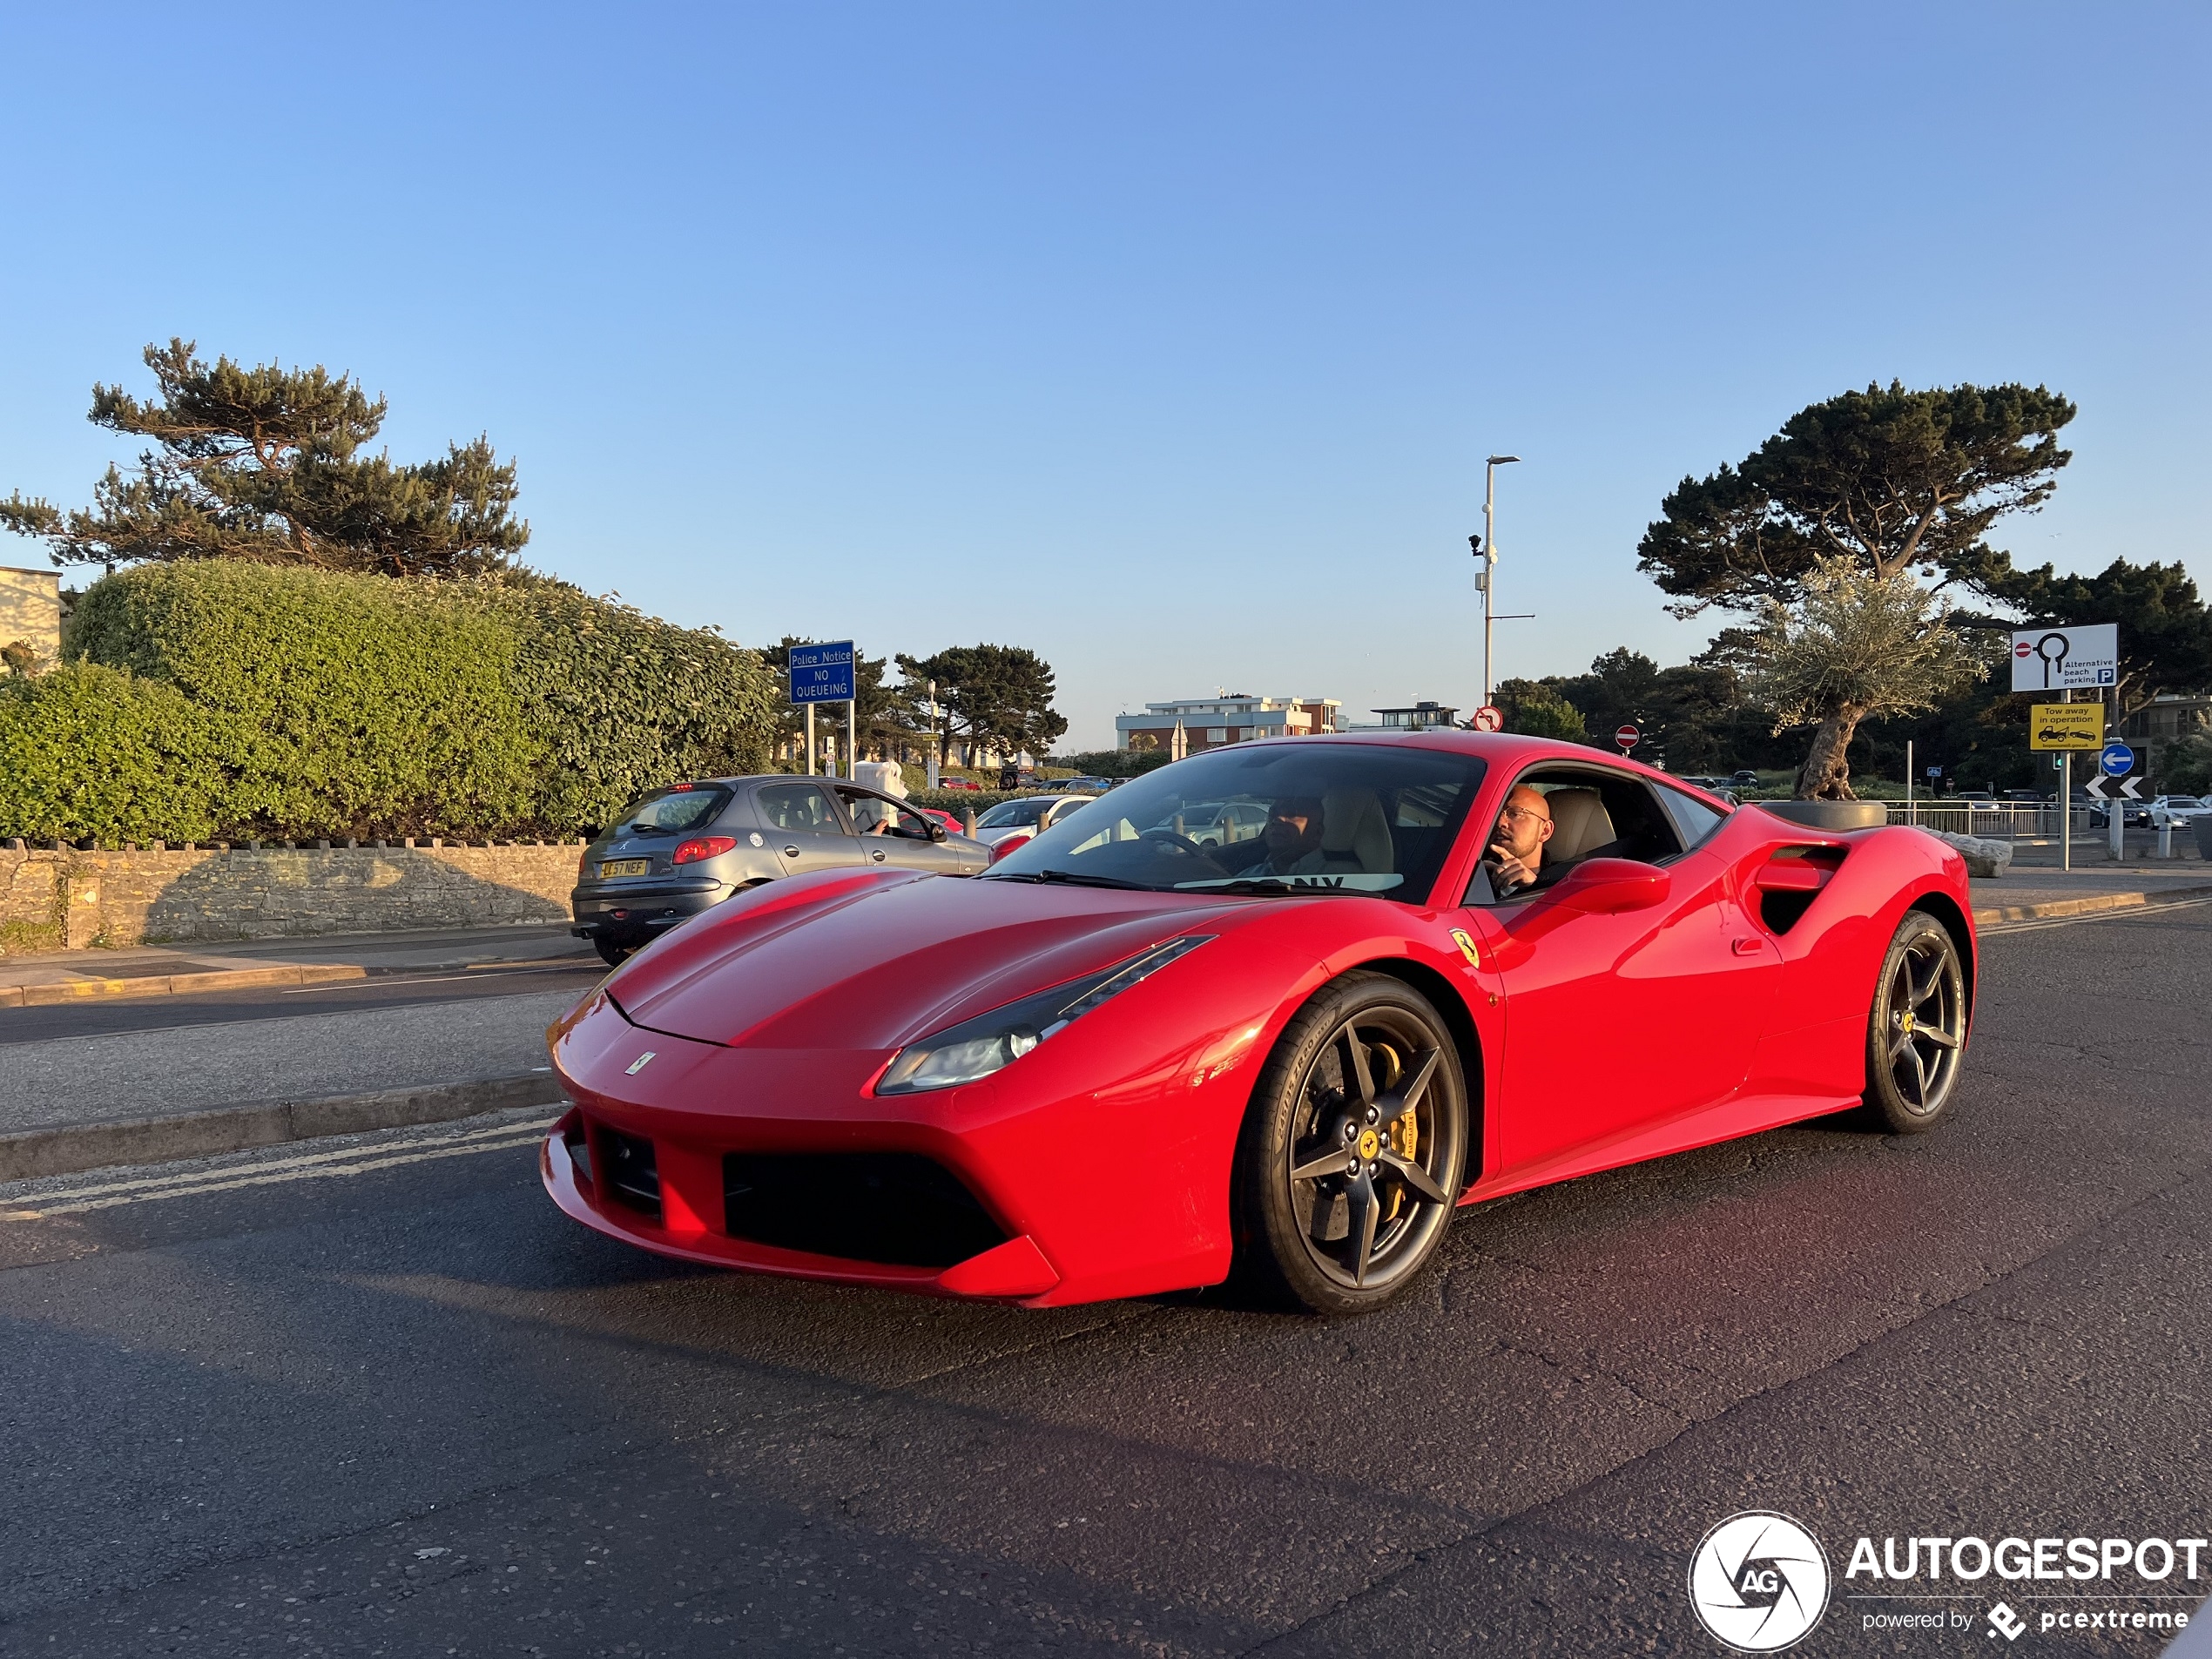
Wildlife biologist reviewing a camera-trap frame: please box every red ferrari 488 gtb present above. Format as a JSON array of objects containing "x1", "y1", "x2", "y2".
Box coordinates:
[{"x1": 543, "y1": 732, "x2": 1974, "y2": 1314}]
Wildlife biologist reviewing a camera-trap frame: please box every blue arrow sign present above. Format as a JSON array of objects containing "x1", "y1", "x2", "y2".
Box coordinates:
[
  {"x1": 788, "y1": 640, "x2": 855, "y2": 705},
  {"x1": 2099, "y1": 741, "x2": 2134, "y2": 777}
]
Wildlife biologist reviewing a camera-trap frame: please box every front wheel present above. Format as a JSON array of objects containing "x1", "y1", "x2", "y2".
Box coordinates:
[
  {"x1": 1231, "y1": 974, "x2": 1468, "y2": 1315},
  {"x1": 1863, "y1": 911, "x2": 1967, "y2": 1132}
]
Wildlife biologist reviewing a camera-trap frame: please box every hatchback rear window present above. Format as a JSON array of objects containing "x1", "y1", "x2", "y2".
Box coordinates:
[{"x1": 608, "y1": 786, "x2": 732, "y2": 838}]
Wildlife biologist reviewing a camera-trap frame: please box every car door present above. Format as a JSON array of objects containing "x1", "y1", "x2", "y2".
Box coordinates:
[
  {"x1": 752, "y1": 781, "x2": 866, "y2": 876},
  {"x1": 1456, "y1": 767, "x2": 1779, "y2": 1182},
  {"x1": 834, "y1": 786, "x2": 972, "y2": 874}
]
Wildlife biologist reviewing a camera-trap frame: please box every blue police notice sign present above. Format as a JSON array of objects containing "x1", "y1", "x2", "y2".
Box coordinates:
[
  {"x1": 2100, "y1": 741, "x2": 2134, "y2": 777},
  {"x1": 788, "y1": 640, "x2": 854, "y2": 705}
]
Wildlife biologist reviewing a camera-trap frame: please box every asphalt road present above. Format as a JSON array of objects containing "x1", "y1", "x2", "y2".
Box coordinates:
[
  {"x1": 3, "y1": 904, "x2": 2209, "y2": 1656},
  {"x1": 0, "y1": 970, "x2": 596, "y2": 1136}
]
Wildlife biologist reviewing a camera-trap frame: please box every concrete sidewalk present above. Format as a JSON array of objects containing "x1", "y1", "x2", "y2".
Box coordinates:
[
  {"x1": 0, "y1": 921, "x2": 590, "y2": 1008},
  {"x1": 1968, "y1": 866, "x2": 2212, "y2": 926}
]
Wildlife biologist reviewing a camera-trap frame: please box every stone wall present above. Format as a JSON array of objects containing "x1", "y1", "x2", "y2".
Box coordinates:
[
  {"x1": 0, "y1": 565, "x2": 62, "y2": 671},
  {"x1": 0, "y1": 840, "x2": 587, "y2": 953}
]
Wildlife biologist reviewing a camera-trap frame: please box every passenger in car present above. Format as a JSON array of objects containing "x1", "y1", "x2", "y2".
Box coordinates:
[{"x1": 1485, "y1": 785, "x2": 1554, "y2": 897}]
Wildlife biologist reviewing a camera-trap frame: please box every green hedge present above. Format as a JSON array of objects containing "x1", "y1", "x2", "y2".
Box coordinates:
[
  {"x1": 0, "y1": 661, "x2": 228, "y2": 844},
  {"x1": 8, "y1": 562, "x2": 781, "y2": 844},
  {"x1": 67, "y1": 562, "x2": 539, "y2": 840},
  {"x1": 455, "y1": 573, "x2": 778, "y2": 835}
]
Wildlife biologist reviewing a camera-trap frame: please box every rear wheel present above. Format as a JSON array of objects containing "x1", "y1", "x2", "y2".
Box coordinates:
[
  {"x1": 1231, "y1": 974, "x2": 1467, "y2": 1314},
  {"x1": 1863, "y1": 911, "x2": 1967, "y2": 1132},
  {"x1": 591, "y1": 935, "x2": 631, "y2": 968}
]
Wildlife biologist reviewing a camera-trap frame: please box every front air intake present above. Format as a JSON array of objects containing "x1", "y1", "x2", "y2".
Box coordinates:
[
  {"x1": 722, "y1": 1152, "x2": 1007, "y2": 1269},
  {"x1": 596, "y1": 1125, "x2": 662, "y2": 1222}
]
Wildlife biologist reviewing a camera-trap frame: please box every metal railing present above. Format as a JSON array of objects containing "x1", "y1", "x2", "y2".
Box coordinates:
[{"x1": 1882, "y1": 802, "x2": 2067, "y2": 840}]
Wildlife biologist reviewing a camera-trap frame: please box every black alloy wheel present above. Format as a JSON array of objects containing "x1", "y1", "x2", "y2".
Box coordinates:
[
  {"x1": 1231, "y1": 974, "x2": 1468, "y2": 1314},
  {"x1": 1862, "y1": 911, "x2": 1967, "y2": 1132}
]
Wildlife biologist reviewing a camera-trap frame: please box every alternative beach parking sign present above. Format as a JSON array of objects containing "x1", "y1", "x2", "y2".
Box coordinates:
[
  {"x1": 2011, "y1": 624, "x2": 2118, "y2": 692},
  {"x1": 788, "y1": 640, "x2": 854, "y2": 704},
  {"x1": 2028, "y1": 704, "x2": 2102, "y2": 751}
]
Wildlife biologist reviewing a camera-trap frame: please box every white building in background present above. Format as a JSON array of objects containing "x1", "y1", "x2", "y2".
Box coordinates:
[{"x1": 1115, "y1": 695, "x2": 1345, "y2": 755}]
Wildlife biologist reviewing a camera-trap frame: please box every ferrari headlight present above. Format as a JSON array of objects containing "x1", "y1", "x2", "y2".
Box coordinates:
[{"x1": 875, "y1": 934, "x2": 1213, "y2": 1095}]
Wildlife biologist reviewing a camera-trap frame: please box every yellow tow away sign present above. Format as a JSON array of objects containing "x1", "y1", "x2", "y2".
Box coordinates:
[{"x1": 2029, "y1": 704, "x2": 2103, "y2": 751}]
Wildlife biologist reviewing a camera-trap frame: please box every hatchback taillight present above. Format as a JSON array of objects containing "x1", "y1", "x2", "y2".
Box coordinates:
[
  {"x1": 672, "y1": 835, "x2": 738, "y2": 865},
  {"x1": 988, "y1": 833, "x2": 1032, "y2": 864}
]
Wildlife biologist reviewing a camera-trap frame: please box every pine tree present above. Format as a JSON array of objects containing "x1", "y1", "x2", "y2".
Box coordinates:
[{"x1": 1, "y1": 340, "x2": 528, "y2": 577}]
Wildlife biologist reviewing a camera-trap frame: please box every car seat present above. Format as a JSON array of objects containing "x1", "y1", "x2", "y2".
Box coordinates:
[
  {"x1": 1319, "y1": 791, "x2": 1394, "y2": 873},
  {"x1": 1541, "y1": 787, "x2": 1616, "y2": 867}
]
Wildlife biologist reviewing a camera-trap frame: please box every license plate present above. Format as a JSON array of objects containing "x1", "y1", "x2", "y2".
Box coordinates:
[{"x1": 598, "y1": 859, "x2": 651, "y2": 878}]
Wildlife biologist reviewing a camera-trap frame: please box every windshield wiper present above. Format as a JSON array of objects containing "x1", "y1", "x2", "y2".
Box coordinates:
[{"x1": 983, "y1": 869, "x2": 1155, "y2": 891}]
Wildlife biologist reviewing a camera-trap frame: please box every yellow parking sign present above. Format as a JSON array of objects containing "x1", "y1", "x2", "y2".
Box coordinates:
[{"x1": 2030, "y1": 704, "x2": 2103, "y2": 750}]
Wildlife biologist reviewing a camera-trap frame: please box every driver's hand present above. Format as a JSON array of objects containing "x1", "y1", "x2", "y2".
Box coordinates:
[{"x1": 1486, "y1": 842, "x2": 1537, "y2": 889}]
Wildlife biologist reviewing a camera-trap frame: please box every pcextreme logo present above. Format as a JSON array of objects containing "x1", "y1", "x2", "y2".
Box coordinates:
[{"x1": 1688, "y1": 1512, "x2": 1832, "y2": 1652}]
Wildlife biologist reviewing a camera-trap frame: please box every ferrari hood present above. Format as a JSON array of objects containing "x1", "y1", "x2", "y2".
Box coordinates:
[{"x1": 603, "y1": 870, "x2": 1244, "y2": 1050}]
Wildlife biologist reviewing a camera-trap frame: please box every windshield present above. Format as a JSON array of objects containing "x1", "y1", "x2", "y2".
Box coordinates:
[
  {"x1": 606, "y1": 784, "x2": 732, "y2": 838},
  {"x1": 984, "y1": 742, "x2": 1485, "y2": 903},
  {"x1": 977, "y1": 798, "x2": 1053, "y2": 829}
]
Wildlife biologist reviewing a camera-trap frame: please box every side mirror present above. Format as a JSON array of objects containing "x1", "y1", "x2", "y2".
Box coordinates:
[
  {"x1": 1551, "y1": 857, "x2": 1670, "y2": 914},
  {"x1": 927, "y1": 823, "x2": 948, "y2": 842}
]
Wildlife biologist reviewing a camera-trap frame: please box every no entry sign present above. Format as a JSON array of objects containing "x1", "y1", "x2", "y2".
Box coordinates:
[{"x1": 1615, "y1": 725, "x2": 1639, "y2": 752}]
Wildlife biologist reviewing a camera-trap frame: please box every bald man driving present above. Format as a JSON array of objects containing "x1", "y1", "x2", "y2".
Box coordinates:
[{"x1": 1484, "y1": 784, "x2": 1554, "y2": 898}]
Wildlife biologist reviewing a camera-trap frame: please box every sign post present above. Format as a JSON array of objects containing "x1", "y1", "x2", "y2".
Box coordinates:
[
  {"x1": 2096, "y1": 740, "x2": 2136, "y2": 862},
  {"x1": 788, "y1": 641, "x2": 856, "y2": 779},
  {"x1": 1615, "y1": 724, "x2": 1639, "y2": 756}
]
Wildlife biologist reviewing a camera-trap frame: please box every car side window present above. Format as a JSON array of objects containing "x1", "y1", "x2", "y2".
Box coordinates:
[
  {"x1": 757, "y1": 783, "x2": 840, "y2": 833},
  {"x1": 1461, "y1": 765, "x2": 1688, "y2": 906},
  {"x1": 1654, "y1": 784, "x2": 1728, "y2": 849}
]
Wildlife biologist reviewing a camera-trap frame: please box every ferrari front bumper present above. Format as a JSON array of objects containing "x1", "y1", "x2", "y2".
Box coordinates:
[{"x1": 540, "y1": 1108, "x2": 1062, "y2": 1298}]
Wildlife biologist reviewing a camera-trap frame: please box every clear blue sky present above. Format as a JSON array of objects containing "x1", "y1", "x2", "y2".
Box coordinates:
[{"x1": 3, "y1": 3, "x2": 2204, "y2": 750}]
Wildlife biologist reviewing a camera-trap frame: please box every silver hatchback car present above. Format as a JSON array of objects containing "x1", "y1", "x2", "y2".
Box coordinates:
[{"x1": 571, "y1": 775, "x2": 990, "y2": 964}]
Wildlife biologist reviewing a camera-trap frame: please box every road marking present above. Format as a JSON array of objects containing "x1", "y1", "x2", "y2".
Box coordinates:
[
  {"x1": 1, "y1": 1115, "x2": 558, "y2": 1218},
  {"x1": 1982, "y1": 894, "x2": 2212, "y2": 936},
  {"x1": 280, "y1": 964, "x2": 592, "y2": 995}
]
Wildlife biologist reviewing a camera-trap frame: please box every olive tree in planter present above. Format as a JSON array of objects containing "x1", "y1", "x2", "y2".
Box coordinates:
[{"x1": 1744, "y1": 557, "x2": 1986, "y2": 800}]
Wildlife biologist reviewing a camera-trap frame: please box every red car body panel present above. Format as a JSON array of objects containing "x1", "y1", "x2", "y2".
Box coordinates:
[{"x1": 544, "y1": 732, "x2": 1975, "y2": 1306}]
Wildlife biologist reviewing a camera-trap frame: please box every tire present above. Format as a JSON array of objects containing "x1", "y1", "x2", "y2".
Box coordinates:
[
  {"x1": 1863, "y1": 910, "x2": 1968, "y2": 1133},
  {"x1": 592, "y1": 934, "x2": 631, "y2": 968},
  {"x1": 1231, "y1": 973, "x2": 1469, "y2": 1315}
]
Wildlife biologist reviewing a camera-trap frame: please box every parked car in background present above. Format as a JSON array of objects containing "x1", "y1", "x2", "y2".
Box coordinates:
[
  {"x1": 2087, "y1": 796, "x2": 2154, "y2": 830},
  {"x1": 970, "y1": 792, "x2": 1098, "y2": 860},
  {"x1": 1729, "y1": 769, "x2": 1760, "y2": 788},
  {"x1": 2001, "y1": 789, "x2": 2047, "y2": 804},
  {"x1": 1050, "y1": 775, "x2": 1116, "y2": 792},
  {"x1": 572, "y1": 777, "x2": 990, "y2": 965},
  {"x1": 914, "y1": 806, "x2": 968, "y2": 838},
  {"x1": 2148, "y1": 795, "x2": 2211, "y2": 830},
  {"x1": 1147, "y1": 799, "x2": 1271, "y2": 849}
]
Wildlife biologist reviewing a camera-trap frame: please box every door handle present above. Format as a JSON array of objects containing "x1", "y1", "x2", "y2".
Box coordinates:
[
  {"x1": 1731, "y1": 937, "x2": 1764, "y2": 955},
  {"x1": 784, "y1": 846, "x2": 800, "y2": 858}
]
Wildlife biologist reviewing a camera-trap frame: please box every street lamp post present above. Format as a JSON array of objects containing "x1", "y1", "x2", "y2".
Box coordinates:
[{"x1": 1478, "y1": 455, "x2": 1521, "y2": 708}]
